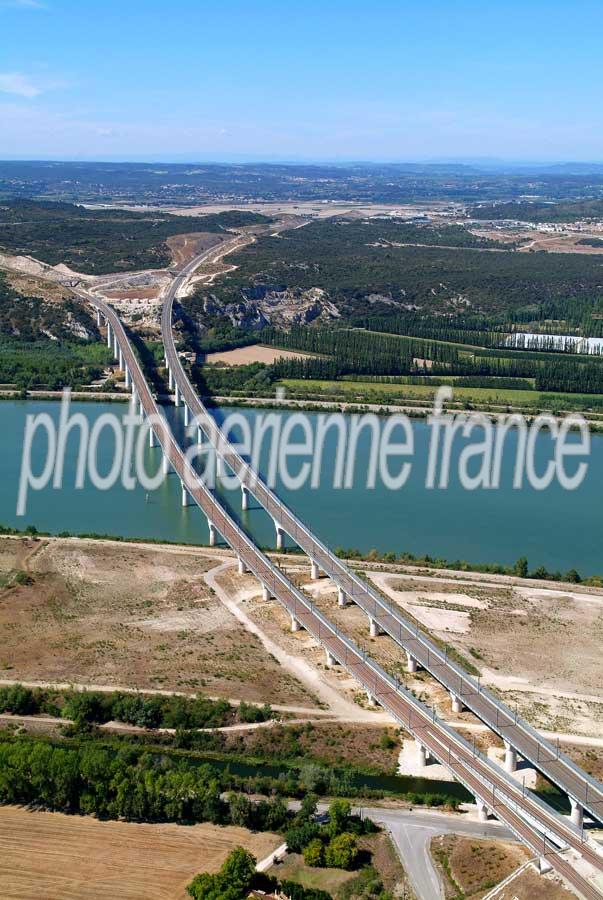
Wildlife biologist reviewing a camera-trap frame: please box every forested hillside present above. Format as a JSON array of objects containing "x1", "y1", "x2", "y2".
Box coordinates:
[
  {"x1": 470, "y1": 199, "x2": 603, "y2": 222},
  {"x1": 207, "y1": 218, "x2": 603, "y2": 325},
  {"x1": 0, "y1": 201, "x2": 270, "y2": 274}
]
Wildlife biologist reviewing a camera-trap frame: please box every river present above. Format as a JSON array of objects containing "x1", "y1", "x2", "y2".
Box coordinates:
[{"x1": 0, "y1": 399, "x2": 598, "y2": 575}]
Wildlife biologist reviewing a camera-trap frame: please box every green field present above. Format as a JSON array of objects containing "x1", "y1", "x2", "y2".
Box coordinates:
[
  {"x1": 280, "y1": 378, "x2": 603, "y2": 409},
  {"x1": 275, "y1": 854, "x2": 357, "y2": 893}
]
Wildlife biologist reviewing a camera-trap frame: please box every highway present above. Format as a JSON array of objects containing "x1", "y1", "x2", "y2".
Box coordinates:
[
  {"x1": 75, "y1": 285, "x2": 603, "y2": 897},
  {"x1": 160, "y1": 243, "x2": 603, "y2": 833}
]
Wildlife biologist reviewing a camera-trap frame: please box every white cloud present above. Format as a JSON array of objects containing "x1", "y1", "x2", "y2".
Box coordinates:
[
  {"x1": 0, "y1": 72, "x2": 42, "y2": 98},
  {"x1": 0, "y1": 71, "x2": 64, "y2": 98},
  {"x1": 0, "y1": 1, "x2": 47, "y2": 9}
]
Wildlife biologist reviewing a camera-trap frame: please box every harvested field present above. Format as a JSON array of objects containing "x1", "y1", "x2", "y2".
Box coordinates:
[
  {"x1": 0, "y1": 805, "x2": 280, "y2": 900},
  {"x1": 204, "y1": 344, "x2": 318, "y2": 366},
  {"x1": 0, "y1": 537, "x2": 314, "y2": 706},
  {"x1": 430, "y1": 833, "x2": 529, "y2": 899}
]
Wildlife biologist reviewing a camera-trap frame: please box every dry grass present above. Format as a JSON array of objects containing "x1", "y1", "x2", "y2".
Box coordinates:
[
  {"x1": 225, "y1": 721, "x2": 400, "y2": 771},
  {"x1": 430, "y1": 834, "x2": 529, "y2": 899},
  {"x1": 0, "y1": 805, "x2": 280, "y2": 900},
  {"x1": 486, "y1": 865, "x2": 577, "y2": 899},
  {"x1": 0, "y1": 537, "x2": 313, "y2": 705},
  {"x1": 369, "y1": 570, "x2": 603, "y2": 736}
]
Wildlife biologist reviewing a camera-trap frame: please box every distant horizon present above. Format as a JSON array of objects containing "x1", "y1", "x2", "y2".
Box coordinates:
[{"x1": 2, "y1": 156, "x2": 603, "y2": 169}]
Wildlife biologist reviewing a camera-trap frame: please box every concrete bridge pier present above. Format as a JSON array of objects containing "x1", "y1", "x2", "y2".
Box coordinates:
[
  {"x1": 504, "y1": 740, "x2": 517, "y2": 774},
  {"x1": 113, "y1": 334, "x2": 119, "y2": 358},
  {"x1": 406, "y1": 651, "x2": 418, "y2": 674},
  {"x1": 168, "y1": 368, "x2": 174, "y2": 390},
  {"x1": 162, "y1": 453, "x2": 170, "y2": 475},
  {"x1": 180, "y1": 480, "x2": 188, "y2": 507},
  {"x1": 197, "y1": 426, "x2": 203, "y2": 445},
  {"x1": 537, "y1": 857, "x2": 553, "y2": 874},
  {"x1": 476, "y1": 800, "x2": 490, "y2": 823},
  {"x1": 237, "y1": 556, "x2": 247, "y2": 575},
  {"x1": 149, "y1": 427, "x2": 156, "y2": 448},
  {"x1": 216, "y1": 455, "x2": 225, "y2": 478},
  {"x1": 368, "y1": 617, "x2": 382, "y2": 638},
  {"x1": 417, "y1": 742, "x2": 429, "y2": 767},
  {"x1": 184, "y1": 404, "x2": 190, "y2": 427},
  {"x1": 261, "y1": 584, "x2": 271, "y2": 602},
  {"x1": 241, "y1": 484, "x2": 249, "y2": 510},
  {"x1": 450, "y1": 692, "x2": 463, "y2": 714},
  {"x1": 138, "y1": 399, "x2": 144, "y2": 418},
  {"x1": 290, "y1": 615, "x2": 302, "y2": 633},
  {"x1": 208, "y1": 522, "x2": 217, "y2": 547},
  {"x1": 310, "y1": 559, "x2": 319, "y2": 580},
  {"x1": 337, "y1": 587, "x2": 347, "y2": 607},
  {"x1": 96, "y1": 309, "x2": 101, "y2": 327},
  {"x1": 118, "y1": 347, "x2": 124, "y2": 371},
  {"x1": 325, "y1": 649, "x2": 336, "y2": 667},
  {"x1": 366, "y1": 691, "x2": 377, "y2": 707},
  {"x1": 106, "y1": 323, "x2": 112, "y2": 348},
  {"x1": 125, "y1": 366, "x2": 131, "y2": 389},
  {"x1": 274, "y1": 522, "x2": 285, "y2": 550},
  {"x1": 175, "y1": 382, "x2": 181, "y2": 407},
  {"x1": 569, "y1": 798, "x2": 584, "y2": 829}
]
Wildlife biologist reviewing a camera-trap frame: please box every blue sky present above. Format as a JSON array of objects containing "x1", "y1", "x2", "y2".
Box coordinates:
[{"x1": 0, "y1": 0, "x2": 602, "y2": 162}]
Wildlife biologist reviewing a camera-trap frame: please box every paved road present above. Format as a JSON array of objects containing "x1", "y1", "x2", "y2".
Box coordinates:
[
  {"x1": 79, "y1": 291, "x2": 602, "y2": 899},
  {"x1": 366, "y1": 807, "x2": 515, "y2": 900}
]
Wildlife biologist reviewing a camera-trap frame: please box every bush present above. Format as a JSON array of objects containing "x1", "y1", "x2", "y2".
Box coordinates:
[{"x1": 303, "y1": 838, "x2": 325, "y2": 867}]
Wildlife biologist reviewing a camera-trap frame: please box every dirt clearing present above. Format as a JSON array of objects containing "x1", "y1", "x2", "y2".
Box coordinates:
[
  {"x1": 0, "y1": 805, "x2": 280, "y2": 900},
  {"x1": 368, "y1": 570, "x2": 603, "y2": 737},
  {"x1": 430, "y1": 833, "x2": 529, "y2": 898},
  {"x1": 0, "y1": 537, "x2": 313, "y2": 706},
  {"x1": 167, "y1": 232, "x2": 224, "y2": 267}
]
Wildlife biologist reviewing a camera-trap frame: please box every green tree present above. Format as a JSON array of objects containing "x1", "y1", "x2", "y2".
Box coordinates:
[
  {"x1": 327, "y1": 799, "x2": 351, "y2": 837},
  {"x1": 228, "y1": 793, "x2": 253, "y2": 828},
  {"x1": 297, "y1": 793, "x2": 318, "y2": 822},
  {"x1": 303, "y1": 838, "x2": 325, "y2": 868},
  {"x1": 514, "y1": 557, "x2": 528, "y2": 578},
  {"x1": 220, "y1": 847, "x2": 257, "y2": 895},
  {"x1": 325, "y1": 833, "x2": 358, "y2": 870}
]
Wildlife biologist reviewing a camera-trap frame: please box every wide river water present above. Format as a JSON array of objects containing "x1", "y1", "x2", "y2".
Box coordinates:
[{"x1": 0, "y1": 399, "x2": 599, "y2": 575}]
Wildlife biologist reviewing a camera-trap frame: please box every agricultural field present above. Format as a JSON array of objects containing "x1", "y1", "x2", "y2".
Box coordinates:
[
  {"x1": 205, "y1": 345, "x2": 317, "y2": 366},
  {"x1": 0, "y1": 805, "x2": 280, "y2": 900}
]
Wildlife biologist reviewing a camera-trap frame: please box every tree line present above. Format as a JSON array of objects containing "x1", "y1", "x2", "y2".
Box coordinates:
[{"x1": 0, "y1": 684, "x2": 273, "y2": 730}]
